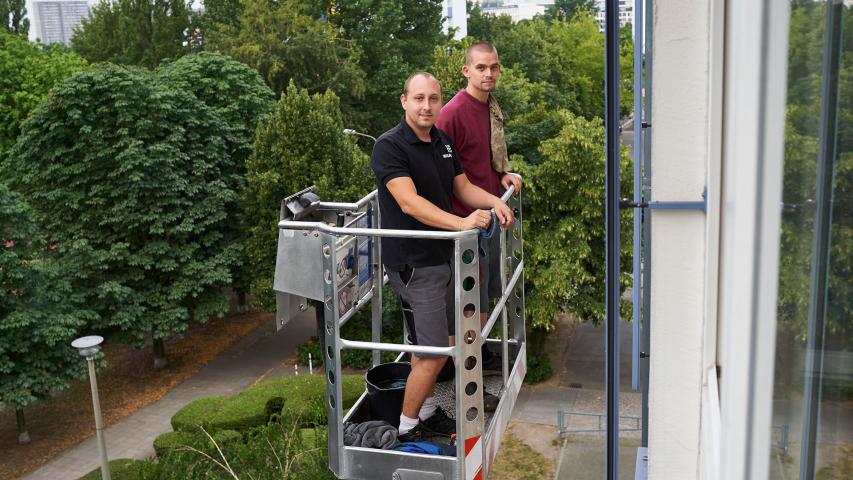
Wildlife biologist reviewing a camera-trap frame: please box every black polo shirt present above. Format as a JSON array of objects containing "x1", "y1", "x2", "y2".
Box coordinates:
[{"x1": 371, "y1": 117, "x2": 464, "y2": 271}]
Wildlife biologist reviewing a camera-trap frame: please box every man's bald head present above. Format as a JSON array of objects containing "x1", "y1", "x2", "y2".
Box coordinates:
[
  {"x1": 402, "y1": 72, "x2": 441, "y2": 95},
  {"x1": 465, "y1": 42, "x2": 499, "y2": 65}
]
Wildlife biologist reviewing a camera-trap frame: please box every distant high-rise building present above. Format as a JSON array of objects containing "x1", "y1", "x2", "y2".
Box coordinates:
[
  {"x1": 25, "y1": 0, "x2": 95, "y2": 45},
  {"x1": 477, "y1": 1, "x2": 554, "y2": 22},
  {"x1": 444, "y1": 0, "x2": 467, "y2": 39},
  {"x1": 594, "y1": 0, "x2": 634, "y2": 27}
]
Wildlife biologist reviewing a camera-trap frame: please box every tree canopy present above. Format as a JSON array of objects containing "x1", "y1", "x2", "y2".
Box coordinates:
[
  {"x1": 518, "y1": 111, "x2": 632, "y2": 329},
  {"x1": 4, "y1": 64, "x2": 237, "y2": 367},
  {"x1": 71, "y1": 0, "x2": 192, "y2": 68},
  {"x1": 0, "y1": 183, "x2": 93, "y2": 415},
  {"x1": 543, "y1": 0, "x2": 597, "y2": 22},
  {"x1": 0, "y1": 32, "x2": 88, "y2": 160},
  {"x1": 157, "y1": 52, "x2": 275, "y2": 299},
  {"x1": 245, "y1": 82, "x2": 373, "y2": 311},
  {"x1": 327, "y1": 0, "x2": 447, "y2": 134},
  {"x1": 206, "y1": 0, "x2": 365, "y2": 101}
]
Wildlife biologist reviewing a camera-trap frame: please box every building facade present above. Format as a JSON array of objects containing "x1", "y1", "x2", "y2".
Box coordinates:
[{"x1": 25, "y1": 0, "x2": 95, "y2": 45}]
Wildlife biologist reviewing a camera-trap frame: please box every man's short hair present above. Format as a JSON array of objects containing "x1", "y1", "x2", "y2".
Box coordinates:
[
  {"x1": 465, "y1": 41, "x2": 499, "y2": 65},
  {"x1": 402, "y1": 71, "x2": 441, "y2": 95}
]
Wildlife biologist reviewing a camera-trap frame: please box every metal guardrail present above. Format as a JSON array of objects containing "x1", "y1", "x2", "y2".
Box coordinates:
[
  {"x1": 275, "y1": 185, "x2": 526, "y2": 480},
  {"x1": 557, "y1": 411, "x2": 642, "y2": 436},
  {"x1": 771, "y1": 424, "x2": 790, "y2": 455}
]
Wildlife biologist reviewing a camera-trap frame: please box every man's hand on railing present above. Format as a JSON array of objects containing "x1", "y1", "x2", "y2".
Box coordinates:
[
  {"x1": 493, "y1": 200, "x2": 514, "y2": 228},
  {"x1": 460, "y1": 209, "x2": 493, "y2": 231},
  {"x1": 500, "y1": 172, "x2": 522, "y2": 194}
]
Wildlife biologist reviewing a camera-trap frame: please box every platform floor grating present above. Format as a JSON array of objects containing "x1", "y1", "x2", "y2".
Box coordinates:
[{"x1": 433, "y1": 374, "x2": 508, "y2": 431}]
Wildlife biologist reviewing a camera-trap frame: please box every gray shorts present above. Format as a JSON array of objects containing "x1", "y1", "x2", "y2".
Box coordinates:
[
  {"x1": 388, "y1": 263, "x2": 454, "y2": 359},
  {"x1": 478, "y1": 233, "x2": 503, "y2": 309}
]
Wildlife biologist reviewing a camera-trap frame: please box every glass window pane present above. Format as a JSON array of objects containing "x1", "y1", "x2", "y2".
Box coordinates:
[{"x1": 770, "y1": 1, "x2": 852, "y2": 478}]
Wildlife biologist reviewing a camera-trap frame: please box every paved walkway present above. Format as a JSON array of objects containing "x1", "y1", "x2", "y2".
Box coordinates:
[{"x1": 23, "y1": 309, "x2": 318, "y2": 480}]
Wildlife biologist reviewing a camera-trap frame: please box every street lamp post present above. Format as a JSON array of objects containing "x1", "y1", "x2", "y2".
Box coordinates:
[
  {"x1": 342, "y1": 128, "x2": 377, "y2": 143},
  {"x1": 72, "y1": 335, "x2": 110, "y2": 480}
]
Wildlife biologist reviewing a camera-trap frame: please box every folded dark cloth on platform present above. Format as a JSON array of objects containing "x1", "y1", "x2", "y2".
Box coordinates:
[{"x1": 343, "y1": 420, "x2": 399, "y2": 450}]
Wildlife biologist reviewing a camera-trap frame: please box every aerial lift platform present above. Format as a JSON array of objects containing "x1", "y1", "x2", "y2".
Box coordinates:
[{"x1": 273, "y1": 185, "x2": 526, "y2": 480}]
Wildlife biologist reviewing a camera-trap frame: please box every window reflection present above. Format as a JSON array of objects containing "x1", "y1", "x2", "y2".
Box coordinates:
[{"x1": 770, "y1": 1, "x2": 852, "y2": 478}]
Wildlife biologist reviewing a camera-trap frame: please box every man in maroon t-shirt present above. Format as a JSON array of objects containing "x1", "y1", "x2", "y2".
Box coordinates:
[{"x1": 436, "y1": 42, "x2": 522, "y2": 383}]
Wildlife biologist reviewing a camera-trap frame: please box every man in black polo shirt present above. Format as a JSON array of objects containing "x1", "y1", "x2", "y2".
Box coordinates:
[{"x1": 371, "y1": 72, "x2": 514, "y2": 442}]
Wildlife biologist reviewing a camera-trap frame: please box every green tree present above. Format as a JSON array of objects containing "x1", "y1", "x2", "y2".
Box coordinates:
[
  {"x1": 0, "y1": 32, "x2": 88, "y2": 160},
  {"x1": 157, "y1": 52, "x2": 275, "y2": 310},
  {"x1": 4, "y1": 64, "x2": 236, "y2": 368},
  {"x1": 543, "y1": 0, "x2": 597, "y2": 22},
  {"x1": 71, "y1": 0, "x2": 192, "y2": 68},
  {"x1": 1, "y1": 0, "x2": 28, "y2": 35},
  {"x1": 0, "y1": 183, "x2": 94, "y2": 443},
  {"x1": 490, "y1": 13, "x2": 633, "y2": 119},
  {"x1": 517, "y1": 111, "x2": 632, "y2": 330},
  {"x1": 328, "y1": 0, "x2": 447, "y2": 134},
  {"x1": 245, "y1": 82, "x2": 372, "y2": 311},
  {"x1": 201, "y1": 0, "x2": 243, "y2": 31},
  {"x1": 207, "y1": 0, "x2": 365, "y2": 102},
  {"x1": 466, "y1": 0, "x2": 514, "y2": 42}
]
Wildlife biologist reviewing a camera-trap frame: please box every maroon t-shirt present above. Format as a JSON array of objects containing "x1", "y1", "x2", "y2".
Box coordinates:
[{"x1": 436, "y1": 89, "x2": 501, "y2": 216}]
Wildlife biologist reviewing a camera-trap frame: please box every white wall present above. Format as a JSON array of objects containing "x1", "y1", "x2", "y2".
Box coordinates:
[{"x1": 648, "y1": 0, "x2": 719, "y2": 478}]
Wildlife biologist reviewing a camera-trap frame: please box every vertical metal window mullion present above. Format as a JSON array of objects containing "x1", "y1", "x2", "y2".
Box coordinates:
[
  {"x1": 799, "y1": 2, "x2": 844, "y2": 478},
  {"x1": 631, "y1": 0, "x2": 644, "y2": 394},
  {"x1": 604, "y1": 0, "x2": 622, "y2": 478},
  {"x1": 640, "y1": 0, "x2": 654, "y2": 448}
]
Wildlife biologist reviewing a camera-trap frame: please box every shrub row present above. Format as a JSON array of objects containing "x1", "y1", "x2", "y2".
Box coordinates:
[{"x1": 170, "y1": 374, "x2": 364, "y2": 434}]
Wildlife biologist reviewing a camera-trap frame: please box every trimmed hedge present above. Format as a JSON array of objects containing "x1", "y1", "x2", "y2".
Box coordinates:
[
  {"x1": 153, "y1": 431, "x2": 198, "y2": 457},
  {"x1": 79, "y1": 459, "x2": 143, "y2": 480},
  {"x1": 171, "y1": 374, "x2": 364, "y2": 434},
  {"x1": 213, "y1": 429, "x2": 243, "y2": 446},
  {"x1": 170, "y1": 395, "x2": 227, "y2": 432},
  {"x1": 153, "y1": 429, "x2": 243, "y2": 458}
]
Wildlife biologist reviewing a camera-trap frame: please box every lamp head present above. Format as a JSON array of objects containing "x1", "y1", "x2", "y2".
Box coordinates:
[{"x1": 72, "y1": 335, "x2": 104, "y2": 358}]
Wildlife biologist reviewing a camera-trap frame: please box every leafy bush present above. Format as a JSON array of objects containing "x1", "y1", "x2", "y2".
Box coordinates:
[
  {"x1": 147, "y1": 422, "x2": 334, "y2": 480},
  {"x1": 213, "y1": 429, "x2": 244, "y2": 446},
  {"x1": 78, "y1": 459, "x2": 143, "y2": 480},
  {"x1": 273, "y1": 375, "x2": 364, "y2": 427},
  {"x1": 171, "y1": 396, "x2": 228, "y2": 432},
  {"x1": 524, "y1": 350, "x2": 553, "y2": 385},
  {"x1": 153, "y1": 430, "x2": 199, "y2": 457},
  {"x1": 153, "y1": 429, "x2": 243, "y2": 458},
  {"x1": 171, "y1": 375, "x2": 364, "y2": 434},
  {"x1": 517, "y1": 110, "x2": 632, "y2": 330}
]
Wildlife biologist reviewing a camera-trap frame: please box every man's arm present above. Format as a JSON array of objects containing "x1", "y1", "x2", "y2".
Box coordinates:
[
  {"x1": 453, "y1": 173, "x2": 515, "y2": 228},
  {"x1": 386, "y1": 176, "x2": 491, "y2": 231}
]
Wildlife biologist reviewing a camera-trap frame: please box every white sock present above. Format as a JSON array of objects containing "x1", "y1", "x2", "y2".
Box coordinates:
[
  {"x1": 398, "y1": 414, "x2": 419, "y2": 435},
  {"x1": 418, "y1": 396, "x2": 437, "y2": 421}
]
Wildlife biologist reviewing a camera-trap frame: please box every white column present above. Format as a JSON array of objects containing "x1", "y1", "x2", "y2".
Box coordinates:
[{"x1": 648, "y1": 0, "x2": 719, "y2": 478}]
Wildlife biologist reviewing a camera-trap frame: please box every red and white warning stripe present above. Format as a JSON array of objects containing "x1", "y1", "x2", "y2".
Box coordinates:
[{"x1": 464, "y1": 434, "x2": 483, "y2": 480}]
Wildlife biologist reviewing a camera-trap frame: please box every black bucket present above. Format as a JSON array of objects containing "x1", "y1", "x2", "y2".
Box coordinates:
[{"x1": 365, "y1": 362, "x2": 411, "y2": 428}]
